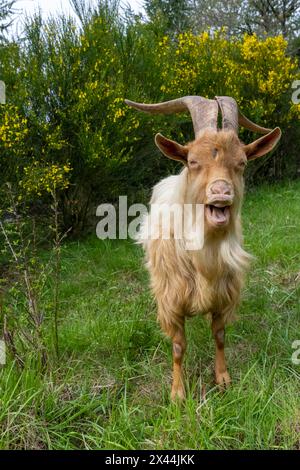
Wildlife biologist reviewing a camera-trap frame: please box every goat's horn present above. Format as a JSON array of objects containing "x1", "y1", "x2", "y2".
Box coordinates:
[
  {"x1": 125, "y1": 96, "x2": 218, "y2": 137},
  {"x1": 215, "y1": 96, "x2": 238, "y2": 133},
  {"x1": 216, "y1": 95, "x2": 271, "y2": 134},
  {"x1": 238, "y1": 110, "x2": 271, "y2": 134}
]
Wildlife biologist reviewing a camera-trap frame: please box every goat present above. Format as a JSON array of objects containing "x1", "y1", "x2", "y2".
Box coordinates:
[{"x1": 125, "y1": 96, "x2": 281, "y2": 400}]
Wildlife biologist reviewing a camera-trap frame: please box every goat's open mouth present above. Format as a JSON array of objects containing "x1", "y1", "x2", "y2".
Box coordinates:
[{"x1": 205, "y1": 203, "x2": 231, "y2": 227}]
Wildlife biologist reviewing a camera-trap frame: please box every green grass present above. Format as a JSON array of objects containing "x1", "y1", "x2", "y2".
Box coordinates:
[{"x1": 0, "y1": 180, "x2": 300, "y2": 449}]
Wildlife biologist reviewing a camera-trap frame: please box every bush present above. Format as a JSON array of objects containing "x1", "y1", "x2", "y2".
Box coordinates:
[
  {"x1": 0, "y1": 4, "x2": 299, "y2": 232},
  {"x1": 156, "y1": 31, "x2": 300, "y2": 181}
]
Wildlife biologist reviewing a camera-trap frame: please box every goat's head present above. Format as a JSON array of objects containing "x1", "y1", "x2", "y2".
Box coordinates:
[{"x1": 125, "y1": 96, "x2": 281, "y2": 234}]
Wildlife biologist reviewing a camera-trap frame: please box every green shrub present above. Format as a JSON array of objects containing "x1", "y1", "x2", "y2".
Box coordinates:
[{"x1": 0, "y1": 5, "x2": 299, "y2": 232}]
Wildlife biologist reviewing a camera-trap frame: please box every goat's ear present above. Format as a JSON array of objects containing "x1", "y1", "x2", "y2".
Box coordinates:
[
  {"x1": 155, "y1": 133, "x2": 188, "y2": 164},
  {"x1": 243, "y1": 127, "x2": 281, "y2": 161}
]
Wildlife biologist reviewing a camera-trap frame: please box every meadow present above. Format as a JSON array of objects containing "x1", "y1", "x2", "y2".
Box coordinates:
[{"x1": 0, "y1": 180, "x2": 299, "y2": 450}]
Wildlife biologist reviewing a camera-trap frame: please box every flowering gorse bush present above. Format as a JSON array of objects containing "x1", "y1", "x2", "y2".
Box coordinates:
[
  {"x1": 0, "y1": 105, "x2": 28, "y2": 152},
  {"x1": 158, "y1": 32, "x2": 299, "y2": 128},
  {"x1": 20, "y1": 162, "x2": 71, "y2": 197},
  {"x1": 0, "y1": 8, "x2": 299, "y2": 230}
]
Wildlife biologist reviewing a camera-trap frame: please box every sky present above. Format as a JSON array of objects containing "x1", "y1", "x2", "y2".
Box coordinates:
[{"x1": 12, "y1": 0, "x2": 144, "y2": 35}]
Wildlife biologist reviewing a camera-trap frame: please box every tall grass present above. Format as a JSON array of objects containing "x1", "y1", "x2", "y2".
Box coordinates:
[{"x1": 0, "y1": 180, "x2": 299, "y2": 449}]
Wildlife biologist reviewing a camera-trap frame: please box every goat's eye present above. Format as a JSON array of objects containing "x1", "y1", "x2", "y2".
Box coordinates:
[
  {"x1": 188, "y1": 160, "x2": 200, "y2": 168},
  {"x1": 237, "y1": 160, "x2": 246, "y2": 170},
  {"x1": 212, "y1": 148, "x2": 218, "y2": 159}
]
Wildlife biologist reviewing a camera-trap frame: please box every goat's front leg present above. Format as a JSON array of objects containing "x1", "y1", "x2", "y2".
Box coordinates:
[
  {"x1": 211, "y1": 313, "x2": 231, "y2": 389},
  {"x1": 171, "y1": 319, "x2": 186, "y2": 401}
]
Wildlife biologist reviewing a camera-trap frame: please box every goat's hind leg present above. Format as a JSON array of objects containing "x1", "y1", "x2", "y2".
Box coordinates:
[
  {"x1": 211, "y1": 313, "x2": 231, "y2": 389},
  {"x1": 171, "y1": 320, "x2": 186, "y2": 401}
]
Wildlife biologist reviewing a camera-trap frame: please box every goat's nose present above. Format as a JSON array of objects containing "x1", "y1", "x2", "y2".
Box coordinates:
[{"x1": 209, "y1": 180, "x2": 232, "y2": 196}]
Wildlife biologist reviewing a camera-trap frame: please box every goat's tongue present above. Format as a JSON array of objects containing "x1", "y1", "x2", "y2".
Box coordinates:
[{"x1": 211, "y1": 206, "x2": 226, "y2": 223}]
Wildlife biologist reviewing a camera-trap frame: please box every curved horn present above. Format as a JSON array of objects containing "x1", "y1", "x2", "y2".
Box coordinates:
[
  {"x1": 215, "y1": 95, "x2": 271, "y2": 134},
  {"x1": 238, "y1": 110, "x2": 271, "y2": 134},
  {"x1": 124, "y1": 96, "x2": 218, "y2": 137},
  {"x1": 215, "y1": 96, "x2": 238, "y2": 133}
]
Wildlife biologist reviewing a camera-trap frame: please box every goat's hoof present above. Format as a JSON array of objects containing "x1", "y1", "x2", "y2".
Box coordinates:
[
  {"x1": 171, "y1": 386, "x2": 186, "y2": 401},
  {"x1": 215, "y1": 371, "x2": 231, "y2": 390}
]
